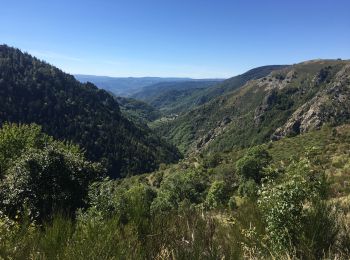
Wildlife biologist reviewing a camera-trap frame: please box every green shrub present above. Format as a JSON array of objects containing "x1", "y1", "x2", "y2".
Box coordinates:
[
  {"x1": 151, "y1": 169, "x2": 209, "y2": 213},
  {"x1": 228, "y1": 196, "x2": 237, "y2": 210},
  {"x1": 205, "y1": 180, "x2": 231, "y2": 209},
  {"x1": 258, "y1": 159, "x2": 337, "y2": 256},
  {"x1": 236, "y1": 146, "x2": 271, "y2": 183},
  {"x1": 0, "y1": 124, "x2": 104, "y2": 222},
  {"x1": 0, "y1": 123, "x2": 52, "y2": 177},
  {"x1": 203, "y1": 153, "x2": 221, "y2": 168},
  {"x1": 238, "y1": 179, "x2": 259, "y2": 199}
]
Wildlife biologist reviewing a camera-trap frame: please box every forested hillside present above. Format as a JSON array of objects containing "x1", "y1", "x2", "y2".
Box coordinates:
[
  {"x1": 0, "y1": 45, "x2": 180, "y2": 178},
  {"x1": 157, "y1": 60, "x2": 350, "y2": 154},
  {"x1": 186, "y1": 65, "x2": 288, "y2": 107}
]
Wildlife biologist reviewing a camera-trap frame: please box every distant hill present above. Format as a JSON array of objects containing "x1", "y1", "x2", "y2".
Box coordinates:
[
  {"x1": 0, "y1": 45, "x2": 181, "y2": 178},
  {"x1": 75, "y1": 74, "x2": 222, "y2": 97},
  {"x1": 131, "y1": 80, "x2": 222, "y2": 114},
  {"x1": 156, "y1": 60, "x2": 350, "y2": 154}
]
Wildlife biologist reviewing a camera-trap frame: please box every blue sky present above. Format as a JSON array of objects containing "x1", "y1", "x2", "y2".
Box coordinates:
[{"x1": 1, "y1": 0, "x2": 350, "y2": 78}]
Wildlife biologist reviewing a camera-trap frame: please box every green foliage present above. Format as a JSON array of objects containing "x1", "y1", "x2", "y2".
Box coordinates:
[
  {"x1": 228, "y1": 196, "x2": 237, "y2": 210},
  {"x1": 203, "y1": 153, "x2": 222, "y2": 168},
  {"x1": 236, "y1": 146, "x2": 272, "y2": 183},
  {"x1": 238, "y1": 179, "x2": 259, "y2": 199},
  {"x1": 84, "y1": 179, "x2": 124, "y2": 220},
  {"x1": 205, "y1": 180, "x2": 231, "y2": 209},
  {"x1": 0, "y1": 123, "x2": 104, "y2": 222},
  {"x1": 151, "y1": 170, "x2": 209, "y2": 213},
  {"x1": 0, "y1": 123, "x2": 51, "y2": 177},
  {"x1": 300, "y1": 201, "x2": 340, "y2": 259},
  {"x1": 83, "y1": 179, "x2": 155, "y2": 231},
  {"x1": 258, "y1": 159, "x2": 332, "y2": 254},
  {"x1": 0, "y1": 147, "x2": 350, "y2": 259}
]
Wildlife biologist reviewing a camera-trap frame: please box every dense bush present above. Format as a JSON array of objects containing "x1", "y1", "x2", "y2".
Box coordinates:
[
  {"x1": 205, "y1": 180, "x2": 231, "y2": 209},
  {"x1": 236, "y1": 146, "x2": 272, "y2": 183},
  {"x1": 83, "y1": 180, "x2": 156, "y2": 228},
  {"x1": 258, "y1": 159, "x2": 336, "y2": 256},
  {"x1": 0, "y1": 123, "x2": 104, "y2": 221},
  {"x1": 0, "y1": 123, "x2": 51, "y2": 177},
  {"x1": 150, "y1": 169, "x2": 209, "y2": 213}
]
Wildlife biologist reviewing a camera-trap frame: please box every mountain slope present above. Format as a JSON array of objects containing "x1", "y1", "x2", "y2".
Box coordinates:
[
  {"x1": 0, "y1": 45, "x2": 181, "y2": 178},
  {"x1": 156, "y1": 60, "x2": 350, "y2": 154}
]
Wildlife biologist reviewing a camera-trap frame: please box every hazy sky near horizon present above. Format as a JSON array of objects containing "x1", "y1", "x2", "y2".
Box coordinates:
[{"x1": 1, "y1": 0, "x2": 350, "y2": 78}]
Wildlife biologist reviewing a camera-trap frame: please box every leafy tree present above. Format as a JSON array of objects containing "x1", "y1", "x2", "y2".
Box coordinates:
[
  {"x1": 257, "y1": 159, "x2": 335, "y2": 254},
  {"x1": 205, "y1": 180, "x2": 231, "y2": 209},
  {"x1": 235, "y1": 146, "x2": 271, "y2": 183},
  {"x1": 0, "y1": 124, "x2": 104, "y2": 221},
  {"x1": 237, "y1": 179, "x2": 259, "y2": 199},
  {"x1": 0, "y1": 123, "x2": 52, "y2": 177},
  {"x1": 151, "y1": 170, "x2": 209, "y2": 213}
]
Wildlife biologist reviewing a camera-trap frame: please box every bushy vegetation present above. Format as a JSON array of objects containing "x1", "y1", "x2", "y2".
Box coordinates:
[
  {"x1": 0, "y1": 123, "x2": 103, "y2": 222},
  {"x1": 1, "y1": 123, "x2": 350, "y2": 259}
]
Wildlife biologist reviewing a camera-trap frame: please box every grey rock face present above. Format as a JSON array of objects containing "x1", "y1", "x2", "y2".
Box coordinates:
[{"x1": 272, "y1": 64, "x2": 350, "y2": 140}]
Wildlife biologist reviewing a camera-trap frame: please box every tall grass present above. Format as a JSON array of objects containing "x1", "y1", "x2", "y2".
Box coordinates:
[{"x1": 2, "y1": 201, "x2": 349, "y2": 259}]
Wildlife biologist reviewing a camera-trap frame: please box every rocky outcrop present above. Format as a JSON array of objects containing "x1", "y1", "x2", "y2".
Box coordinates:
[
  {"x1": 312, "y1": 66, "x2": 332, "y2": 85},
  {"x1": 272, "y1": 64, "x2": 350, "y2": 140},
  {"x1": 254, "y1": 90, "x2": 278, "y2": 126},
  {"x1": 196, "y1": 117, "x2": 232, "y2": 151},
  {"x1": 257, "y1": 69, "x2": 297, "y2": 91}
]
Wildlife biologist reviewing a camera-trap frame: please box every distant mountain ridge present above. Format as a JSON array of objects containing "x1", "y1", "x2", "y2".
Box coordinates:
[{"x1": 75, "y1": 74, "x2": 224, "y2": 97}]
